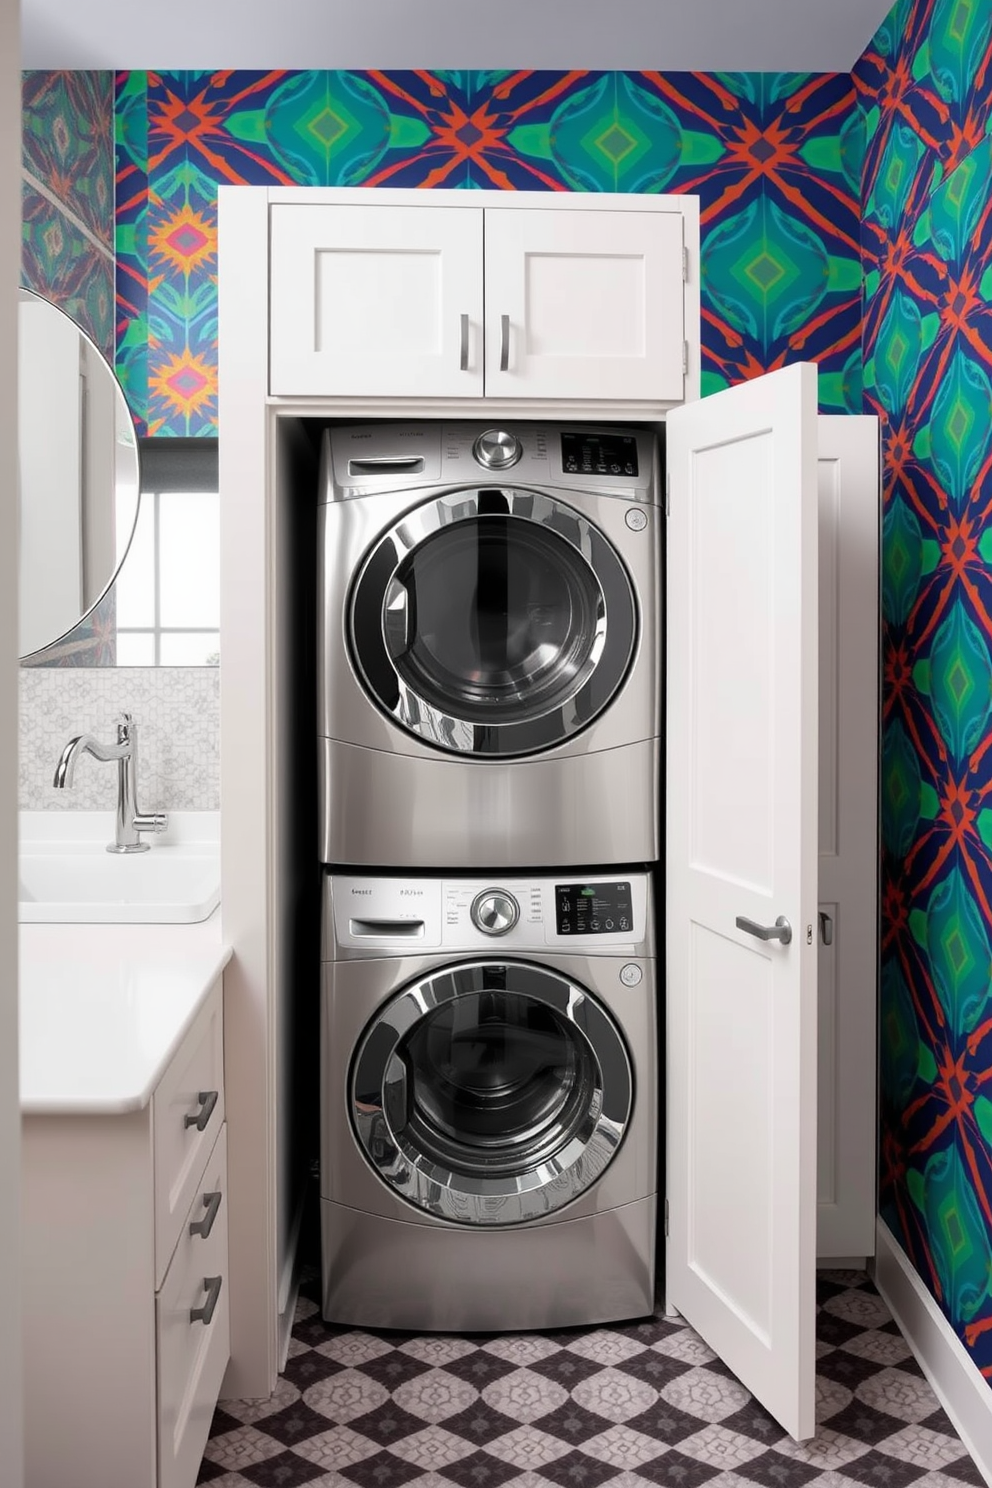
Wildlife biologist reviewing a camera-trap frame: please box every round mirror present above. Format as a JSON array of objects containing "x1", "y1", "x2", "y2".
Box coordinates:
[{"x1": 18, "y1": 288, "x2": 140, "y2": 660}]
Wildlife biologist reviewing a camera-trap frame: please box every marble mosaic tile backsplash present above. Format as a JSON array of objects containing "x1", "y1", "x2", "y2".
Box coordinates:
[{"x1": 19, "y1": 667, "x2": 220, "y2": 812}]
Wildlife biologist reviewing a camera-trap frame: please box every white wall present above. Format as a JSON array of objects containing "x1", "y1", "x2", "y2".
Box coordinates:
[{"x1": 1, "y1": 0, "x2": 24, "y2": 1476}]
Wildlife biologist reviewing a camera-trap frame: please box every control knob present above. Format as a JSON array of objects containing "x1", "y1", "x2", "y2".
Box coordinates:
[
  {"x1": 471, "y1": 889, "x2": 520, "y2": 936},
  {"x1": 473, "y1": 429, "x2": 522, "y2": 470}
]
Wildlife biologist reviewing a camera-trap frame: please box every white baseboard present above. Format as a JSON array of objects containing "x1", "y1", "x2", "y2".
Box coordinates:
[{"x1": 874, "y1": 1219, "x2": 992, "y2": 1486}]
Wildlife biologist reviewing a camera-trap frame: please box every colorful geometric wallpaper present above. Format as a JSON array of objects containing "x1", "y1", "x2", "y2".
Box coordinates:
[
  {"x1": 856, "y1": 0, "x2": 992, "y2": 1378},
  {"x1": 21, "y1": 71, "x2": 115, "y2": 360},
  {"x1": 113, "y1": 69, "x2": 864, "y2": 437}
]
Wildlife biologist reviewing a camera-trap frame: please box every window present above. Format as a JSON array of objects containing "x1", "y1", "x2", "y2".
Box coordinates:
[{"x1": 116, "y1": 439, "x2": 220, "y2": 665}]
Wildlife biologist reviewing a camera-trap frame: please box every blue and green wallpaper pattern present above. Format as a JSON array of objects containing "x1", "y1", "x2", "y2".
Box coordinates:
[
  {"x1": 857, "y1": 0, "x2": 992, "y2": 1380},
  {"x1": 113, "y1": 68, "x2": 864, "y2": 436}
]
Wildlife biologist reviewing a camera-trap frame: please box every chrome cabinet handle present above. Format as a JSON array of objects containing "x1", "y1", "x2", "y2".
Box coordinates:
[
  {"x1": 460, "y1": 313, "x2": 469, "y2": 371},
  {"x1": 819, "y1": 911, "x2": 834, "y2": 946},
  {"x1": 190, "y1": 1275, "x2": 222, "y2": 1326},
  {"x1": 499, "y1": 314, "x2": 510, "y2": 372},
  {"x1": 184, "y1": 1089, "x2": 218, "y2": 1132},
  {"x1": 189, "y1": 1190, "x2": 222, "y2": 1240},
  {"x1": 736, "y1": 915, "x2": 793, "y2": 946}
]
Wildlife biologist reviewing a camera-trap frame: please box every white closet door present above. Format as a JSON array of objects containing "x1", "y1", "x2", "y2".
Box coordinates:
[
  {"x1": 483, "y1": 208, "x2": 685, "y2": 401},
  {"x1": 269, "y1": 204, "x2": 484, "y2": 397},
  {"x1": 816, "y1": 415, "x2": 879, "y2": 1262},
  {"x1": 666, "y1": 362, "x2": 819, "y2": 1441}
]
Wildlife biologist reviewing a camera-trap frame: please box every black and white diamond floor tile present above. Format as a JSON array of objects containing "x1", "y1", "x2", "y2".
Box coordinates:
[{"x1": 196, "y1": 1271, "x2": 986, "y2": 1488}]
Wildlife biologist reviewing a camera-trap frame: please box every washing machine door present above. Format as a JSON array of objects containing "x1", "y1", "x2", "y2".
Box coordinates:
[
  {"x1": 350, "y1": 959, "x2": 633, "y2": 1225},
  {"x1": 348, "y1": 487, "x2": 637, "y2": 756}
]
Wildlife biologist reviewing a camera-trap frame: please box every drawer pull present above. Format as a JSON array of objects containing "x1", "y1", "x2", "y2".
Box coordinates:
[
  {"x1": 184, "y1": 1090, "x2": 218, "y2": 1132},
  {"x1": 189, "y1": 1190, "x2": 223, "y2": 1240},
  {"x1": 190, "y1": 1275, "x2": 223, "y2": 1327}
]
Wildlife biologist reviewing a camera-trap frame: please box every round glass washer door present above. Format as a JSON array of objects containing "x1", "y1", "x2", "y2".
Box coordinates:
[
  {"x1": 348, "y1": 487, "x2": 637, "y2": 757},
  {"x1": 350, "y1": 959, "x2": 633, "y2": 1226}
]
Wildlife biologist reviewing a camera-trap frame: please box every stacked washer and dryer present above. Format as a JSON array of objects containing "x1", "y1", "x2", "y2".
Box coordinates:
[{"x1": 318, "y1": 421, "x2": 663, "y2": 1331}]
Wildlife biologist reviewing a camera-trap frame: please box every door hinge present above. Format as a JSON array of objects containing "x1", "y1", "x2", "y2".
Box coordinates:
[
  {"x1": 682, "y1": 245, "x2": 689, "y2": 281},
  {"x1": 664, "y1": 473, "x2": 670, "y2": 518},
  {"x1": 682, "y1": 340, "x2": 689, "y2": 376},
  {"x1": 664, "y1": 1198, "x2": 670, "y2": 1237}
]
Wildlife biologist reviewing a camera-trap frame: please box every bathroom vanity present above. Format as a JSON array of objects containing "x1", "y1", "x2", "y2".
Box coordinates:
[{"x1": 19, "y1": 919, "x2": 232, "y2": 1488}]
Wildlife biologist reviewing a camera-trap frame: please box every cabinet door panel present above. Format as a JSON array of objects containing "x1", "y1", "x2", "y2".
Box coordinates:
[
  {"x1": 153, "y1": 978, "x2": 225, "y2": 1287},
  {"x1": 270, "y1": 204, "x2": 484, "y2": 397},
  {"x1": 666, "y1": 363, "x2": 819, "y2": 1441},
  {"x1": 484, "y1": 209, "x2": 684, "y2": 401},
  {"x1": 158, "y1": 1124, "x2": 230, "y2": 1488}
]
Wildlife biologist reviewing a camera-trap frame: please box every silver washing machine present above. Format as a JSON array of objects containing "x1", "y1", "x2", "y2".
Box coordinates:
[
  {"x1": 318, "y1": 421, "x2": 662, "y2": 869},
  {"x1": 321, "y1": 871, "x2": 657, "y2": 1333}
]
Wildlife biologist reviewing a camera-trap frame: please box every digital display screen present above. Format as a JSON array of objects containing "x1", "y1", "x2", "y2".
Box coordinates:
[
  {"x1": 561, "y1": 432, "x2": 639, "y2": 479},
  {"x1": 556, "y1": 881, "x2": 633, "y2": 935}
]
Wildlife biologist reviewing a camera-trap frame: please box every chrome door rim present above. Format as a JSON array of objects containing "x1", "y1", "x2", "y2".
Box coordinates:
[
  {"x1": 350, "y1": 959, "x2": 634, "y2": 1226},
  {"x1": 348, "y1": 487, "x2": 637, "y2": 758}
]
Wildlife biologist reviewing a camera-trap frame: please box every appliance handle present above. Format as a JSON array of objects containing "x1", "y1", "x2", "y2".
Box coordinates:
[{"x1": 349, "y1": 919, "x2": 425, "y2": 938}]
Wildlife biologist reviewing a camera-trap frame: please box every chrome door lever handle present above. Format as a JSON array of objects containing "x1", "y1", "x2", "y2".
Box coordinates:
[
  {"x1": 736, "y1": 915, "x2": 793, "y2": 946},
  {"x1": 819, "y1": 911, "x2": 834, "y2": 946}
]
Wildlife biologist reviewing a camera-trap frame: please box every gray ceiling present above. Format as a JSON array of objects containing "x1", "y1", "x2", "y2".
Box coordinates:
[{"x1": 22, "y1": 0, "x2": 896, "y2": 72}]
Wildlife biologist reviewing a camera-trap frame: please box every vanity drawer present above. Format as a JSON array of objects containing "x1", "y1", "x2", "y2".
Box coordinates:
[
  {"x1": 158, "y1": 1123, "x2": 230, "y2": 1488},
  {"x1": 153, "y1": 979, "x2": 225, "y2": 1287}
]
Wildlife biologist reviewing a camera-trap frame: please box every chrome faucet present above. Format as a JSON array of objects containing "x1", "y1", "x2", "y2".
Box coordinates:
[{"x1": 53, "y1": 711, "x2": 168, "y2": 854}]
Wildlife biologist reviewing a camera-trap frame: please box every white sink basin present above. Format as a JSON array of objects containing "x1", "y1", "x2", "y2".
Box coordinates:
[{"x1": 18, "y1": 812, "x2": 220, "y2": 924}]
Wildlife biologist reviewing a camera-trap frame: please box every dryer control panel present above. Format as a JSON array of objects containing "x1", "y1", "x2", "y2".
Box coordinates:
[{"x1": 326, "y1": 873, "x2": 652, "y2": 958}]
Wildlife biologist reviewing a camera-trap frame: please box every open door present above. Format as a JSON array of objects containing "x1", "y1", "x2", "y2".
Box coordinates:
[{"x1": 665, "y1": 362, "x2": 819, "y2": 1440}]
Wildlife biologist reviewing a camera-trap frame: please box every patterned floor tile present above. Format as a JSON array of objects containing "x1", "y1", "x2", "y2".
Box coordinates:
[
  {"x1": 337, "y1": 1447, "x2": 424, "y2": 1487},
  {"x1": 387, "y1": 1425, "x2": 476, "y2": 1470},
  {"x1": 535, "y1": 1447, "x2": 632, "y2": 1487},
  {"x1": 486, "y1": 1423, "x2": 575, "y2": 1468},
  {"x1": 480, "y1": 1367, "x2": 570, "y2": 1423},
  {"x1": 659, "y1": 1364, "x2": 752, "y2": 1423},
  {"x1": 393, "y1": 1367, "x2": 481, "y2": 1423},
  {"x1": 301, "y1": 1367, "x2": 390, "y2": 1423},
  {"x1": 830, "y1": 1446, "x2": 927, "y2": 1486},
  {"x1": 533, "y1": 1399, "x2": 617, "y2": 1445},
  {"x1": 292, "y1": 1424, "x2": 393, "y2": 1471},
  {"x1": 855, "y1": 1368, "x2": 947, "y2": 1425},
  {"x1": 676, "y1": 1421, "x2": 771, "y2": 1470},
  {"x1": 570, "y1": 1366, "x2": 660, "y2": 1423},
  {"x1": 439, "y1": 1447, "x2": 521, "y2": 1487},
  {"x1": 197, "y1": 1273, "x2": 984, "y2": 1488},
  {"x1": 442, "y1": 1348, "x2": 522, "y2": 1388},
  {"x1": 580, "y1": 1423, "x2": 675, "y2": 1469},
  {"x1": 442, "y1": 1400, "x2": 520, "y2": 1447}
]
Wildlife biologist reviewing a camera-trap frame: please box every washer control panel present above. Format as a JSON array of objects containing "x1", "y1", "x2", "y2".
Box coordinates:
[
  {"x1": 561, "y1": 431, "x2": 638, "y2": 479},
  {"x1": 555, "y1": 880, "x2": 633, "y2": 937},
  {"x1": 328, "y1": 874, "x2": 651, "y2": 956}
]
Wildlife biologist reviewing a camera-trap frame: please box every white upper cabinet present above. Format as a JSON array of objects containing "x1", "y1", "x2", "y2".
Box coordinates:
[
  {"x1": 483, "y1": 208, "x2": 685, "y2": 401},
  {"x1": 270, "y1": 204, "x2": 485, "y2": 398},
  {"x1": 269, "y1": 196, "x2": 689, "y2": 404}
]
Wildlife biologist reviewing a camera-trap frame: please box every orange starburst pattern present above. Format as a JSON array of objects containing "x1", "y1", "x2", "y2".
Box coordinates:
[
  {"x1": 148, "y1": 203, "x2": 217, "y2": 277},
  {"x1": 148, "y1": 347, "x2": 217, "y2": 423}
]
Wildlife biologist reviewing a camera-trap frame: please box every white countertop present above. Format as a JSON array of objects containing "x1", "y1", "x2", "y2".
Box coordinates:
[{"x1": 19, "y1": 914, "x2": 232, "y2": 1115}]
